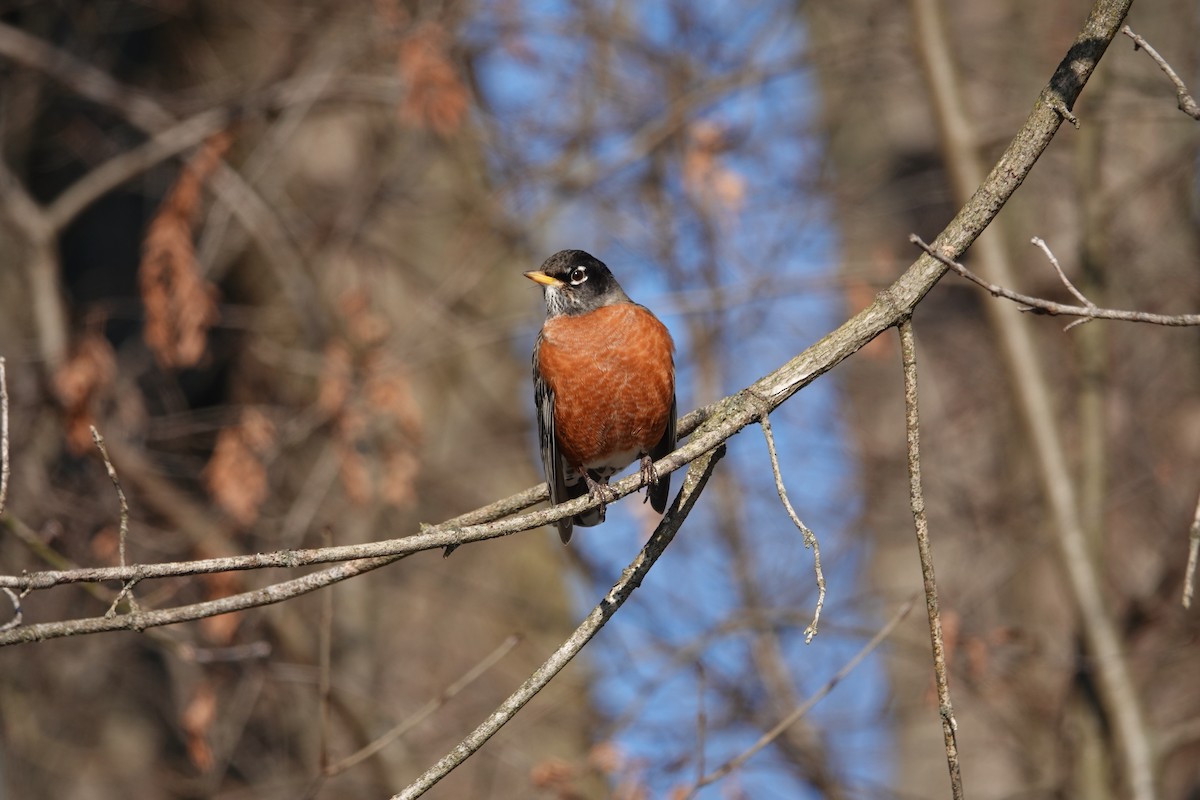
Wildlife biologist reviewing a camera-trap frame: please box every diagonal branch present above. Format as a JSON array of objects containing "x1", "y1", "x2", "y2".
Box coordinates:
[
  {"x1": 686, "y1": 596, "x2": 916, "y2": 796},
  {"x1": 392, "y1": 444, "x2": 725, "y2": 800}
]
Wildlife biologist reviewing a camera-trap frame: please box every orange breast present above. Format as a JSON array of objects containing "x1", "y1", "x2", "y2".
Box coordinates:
[{"x1": 537, "y1": 303, "x2": 674, "y2": 471}]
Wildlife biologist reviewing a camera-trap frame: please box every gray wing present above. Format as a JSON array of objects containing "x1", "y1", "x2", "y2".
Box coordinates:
[
  {"x1": 647, "y1": 394, "x2": 676, "y2": 514},
  {"x1": 534, "y1": 342, "x2": 574, "y2": 542}
]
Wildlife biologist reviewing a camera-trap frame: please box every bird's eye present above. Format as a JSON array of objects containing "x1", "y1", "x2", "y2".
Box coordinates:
[{"x1": 569, "y1": 266, "x2": 588, "y2": 285}]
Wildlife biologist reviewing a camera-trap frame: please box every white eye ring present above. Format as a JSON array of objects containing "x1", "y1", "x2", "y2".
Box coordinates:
[{"x1": 569, "y1": 266, "x2": 588, "y2": 285}]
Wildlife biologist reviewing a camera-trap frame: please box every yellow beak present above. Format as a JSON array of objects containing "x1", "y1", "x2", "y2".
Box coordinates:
[{"x1": 524, "y1": 270, "x2": 563, "y2": 287}]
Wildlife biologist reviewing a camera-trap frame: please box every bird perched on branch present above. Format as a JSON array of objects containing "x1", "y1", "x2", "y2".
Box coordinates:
[{"x1": 527, "y1": 250, "x2": 677, "y2": 543}]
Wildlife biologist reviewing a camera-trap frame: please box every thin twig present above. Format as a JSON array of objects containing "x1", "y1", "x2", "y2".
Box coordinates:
[
  {"x1": 90, "y1": 427, "x2": 130, "y2": 569},
  {"x1": 325, "y1": 633, "x2": 521, "y2": 778},
  {"x1": 0, "y1": 357, "x2": 9, "y2": 519},
  {"x1": 687, "y1": 596, "x2": 916, "y2": 795},
  {"x1": 1031, "y1": 237, "x2": 1094, "y2": 309},
  {"x1": 0, "y1": 588, "x2": 20, "y2": 632},
  {"x1": 758, "y1": 408, "x2": 826, "y2": 642},
  {"x1": 45, "y1": 108, "x2": 233, "y2": 234},
  {"x1": 317, "y1": 527, "x2": 335, "y2": 774},
  {"x1": 899, "y1": 319, "x2": 965, "y2": 800},
  {"x1": 1183, "y1": 490, "x2": 1200, "y2": 609},
  {"x1": 104, "y1": 579, "x2": 141, "y2": 619},
  {"x1": 1122, "y1": 26, "x2": 1200, "y2": 120},
  {"x1": 392, "y1": 445, "x2": 725, "y2": 800},
  {"x1": 911, "y1": 235, "x2": 1200, "y2": 327},
  {"x1": 91, "y1": 426, "x2": 140, "y2": 617},
  {"x1": 1030, "y1": 237, "x2": 1096, "y2": 332}
]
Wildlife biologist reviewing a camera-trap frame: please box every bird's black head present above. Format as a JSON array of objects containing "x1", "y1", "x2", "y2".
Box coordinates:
[{"x1": 525, "y1": 250, "x2": 630, "y2": 317}]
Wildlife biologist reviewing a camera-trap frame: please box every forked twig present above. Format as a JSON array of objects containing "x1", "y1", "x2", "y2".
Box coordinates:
[
  {"x1": 911, "y1": 234, "x2": 1200, "y2": 327},
  {"x1": 1030, "y1": 236, "x2": 1097, "y2": 331}
]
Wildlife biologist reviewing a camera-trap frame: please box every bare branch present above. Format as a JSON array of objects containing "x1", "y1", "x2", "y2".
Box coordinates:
[
  {"x1": 0, "y1": 20, "x2": 330, "y2": 338},
  {"x1": 0, "y1": 160, "x2": 69, "y2": 370},
  {"x1": 1122, "y1": 26, "x2": 1200, "y2": 120},
  {"x1": 43, "y1": 72, "x2": 404, "y2": 236},
  {"x1": 89, "y1": 426, "x2": 143, "y2": 616},
  {"x1": 1031, "y1": 237, "x2": 1095, "y2": 310},
  {"x1": 757, "y1": 407, "x2": 825, "y2": 642},
  {"x1": 316, "y1": 527, "x2": 335, "y2": 775},
  {"x1": 687, "y1": 596, "x2": 916, "y2": 795},
  {"x1": 910, "y1": 234, "x2": 1200, "y2": 326},
  {"x1": 325, "y1": 634, "x2": 521, "y2": 778},
  {"x1": 899, "y1": 320, "x2": 965, "y2": 799},
  {"x1": 1184, "y1": 490, "x2": 1200, "y2": 609},
  {"x1": 44, "y1": 109, "x2": 233, "y2": 234},
  {"x1": 89, "y1": 427, "x2": 130, "y2": 568},
  {"x1": 392, "y1": 444, "x2": 725, "y2": 800},
  {"x1": 0, "y1": 550, "x2": 400, "y2": 645},
  {"x1": 0, "y1": 357, "x2": 8, "y2": 519},
  {"x1": 0, "y1": 588, "x2": 19, "y2": 632}
]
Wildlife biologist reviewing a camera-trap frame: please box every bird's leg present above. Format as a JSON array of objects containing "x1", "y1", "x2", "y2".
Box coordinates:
[
  {"x1": 638, "y1": 455, "x2": 659, "y2": 503},
  {"x1": 582, "y1": 471, "x2": 617, "y2": 511}
]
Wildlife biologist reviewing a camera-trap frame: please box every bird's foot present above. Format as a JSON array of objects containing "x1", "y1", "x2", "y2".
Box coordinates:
[
  {"x1": 583, "y1": 472, "x2": 617, "y2": 512},
  {"x1": 638, "y1": 455, "x2": 660, "y2": 503}
]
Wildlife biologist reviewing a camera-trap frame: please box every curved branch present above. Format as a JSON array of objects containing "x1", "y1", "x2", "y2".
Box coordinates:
[{"x1": 1122, "y1": 25, "x2": 1200, "y2": 120}]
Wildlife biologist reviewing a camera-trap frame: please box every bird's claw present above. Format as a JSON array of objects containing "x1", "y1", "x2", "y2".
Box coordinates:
[
  {"x1": 638, "y1": 455, "x2": 660, "y2": 503},
  {"x1": 583, "y1": 472, "x2": 617, "y2": 512}
]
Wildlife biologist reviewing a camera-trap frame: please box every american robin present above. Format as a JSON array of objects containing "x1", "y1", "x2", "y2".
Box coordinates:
[{"x1": 526, "y1": 250, "x2": 677, "y2": 543}]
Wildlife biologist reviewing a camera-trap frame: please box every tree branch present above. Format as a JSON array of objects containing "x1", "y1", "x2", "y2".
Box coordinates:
[
  {"x1": 1183, "y1": 489, "x2": 1200, "y2": 609},
  {"x1": 392, "y1": 444, "x2": 726, "y2": 800},
  {"x1": 0, "y1": 20, "x2": 330, "y2": 338},
  {"x1": 686, "y1": 596, "x2": 916, "y2": 795},
  {"x1": 910, "y1": 234, "x2": 1200, "y2": 326},
  {"x1": 910, "y1": 1, "x2": 1158, "y2": 798},
  {"x1": 899, "y1": 319, "x2": 965, "y2": 799},
  {"x1": 0, "y1": 357, "x2": 8, "y2": 519},
  {"x1": 1122, "y1": 25, "x2": 1200, "y2": 120}
]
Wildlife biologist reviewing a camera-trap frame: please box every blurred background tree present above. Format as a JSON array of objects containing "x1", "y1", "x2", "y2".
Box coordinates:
[{"x1": 0, "y1": 1, "x2": 1196, "y2": 798}]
